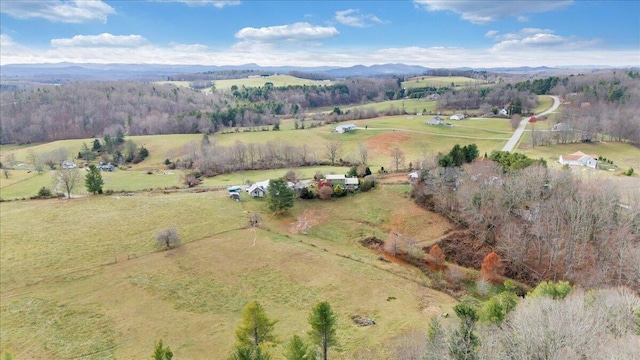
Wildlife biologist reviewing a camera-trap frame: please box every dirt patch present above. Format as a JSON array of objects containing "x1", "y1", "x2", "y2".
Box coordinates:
[
  {"x1": 366, "y1": 132, "x2": 412, "y2": 156},
  {"x1": 433, "y1": 230, "x2": 489, "y2": 270},
  {"x1": 360, "y1": 236, "x2": 384, "y2": 249},
  {"x1": 288, "y1": 209, "x2": 330, "y2": 234}
]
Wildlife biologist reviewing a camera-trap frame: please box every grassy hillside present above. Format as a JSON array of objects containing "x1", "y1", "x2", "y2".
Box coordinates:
[
  {"x1": 157, "y1": 75, "x2": 333, "y2": 91},
  {"x1": 1, "y1": 115, "x2": 515, "y2": 200},
  {"x1": 402, "y1": 76, "x2": 482, "y2": 89},
  {"x1": 0, "y1": 185, "x2": 456, "y2": 359}
]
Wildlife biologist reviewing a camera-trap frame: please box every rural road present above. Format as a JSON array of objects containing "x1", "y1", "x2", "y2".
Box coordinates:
[{"x1": 502, "y1": 95, "x2": 560, "y2": 152}]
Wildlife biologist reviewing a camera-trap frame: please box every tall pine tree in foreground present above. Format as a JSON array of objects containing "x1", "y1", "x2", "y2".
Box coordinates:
[
  {"x1": 308, "y1": 301, "x2": 337, "y2": 360},
  {"x1": 230, "y1": 301, "x2": 277, "y2": 360}
]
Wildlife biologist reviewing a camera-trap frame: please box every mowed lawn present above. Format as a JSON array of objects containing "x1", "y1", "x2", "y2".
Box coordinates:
[
  {"x1": 0, "y1": 185, "x2": 456, "y2": 359},
  {"x1": 521, "y1": 141, "x2": 640, "y2": 171}
]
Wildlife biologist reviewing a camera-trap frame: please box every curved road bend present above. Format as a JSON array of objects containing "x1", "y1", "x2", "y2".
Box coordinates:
[{"x1": 502, "y1": 95, "x2": 560, "y2": 152}]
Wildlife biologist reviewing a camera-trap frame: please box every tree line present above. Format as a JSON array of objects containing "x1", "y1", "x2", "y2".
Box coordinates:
[
  {"x1": 412, "y1": 150, "x2": 640, "y2": 291},
  {"x1": 3, "y1": 70, "x2": 637, "y2": 145}
]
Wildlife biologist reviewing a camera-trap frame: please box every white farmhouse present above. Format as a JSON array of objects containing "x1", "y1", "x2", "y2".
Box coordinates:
[
  {"x1": 559, "y1": 151, "x2": 598, "y2": 169},
  {"x1": 335, "y1": 124, "x2": 356, "y2": 134}
]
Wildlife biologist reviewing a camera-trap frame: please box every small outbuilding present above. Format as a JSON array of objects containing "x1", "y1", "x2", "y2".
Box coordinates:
[
  {"x1": 450, "y1": 114, "x2": 465, "y2": 120},
  {"x1": 344, "y1": 177, "x2": 359, "y2": 190}
]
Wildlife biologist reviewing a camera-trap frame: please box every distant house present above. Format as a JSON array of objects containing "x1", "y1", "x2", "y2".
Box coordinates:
[
  {"x1": 325, "y1": 174, "x2": 346, "y2": 186},
  {"x1": 450, "y1": 114, "x2": 465, "y2": 120},
  {"x1": 408, "y1": 171, "x2": 420, "y2": 182},
  {"x1": 498, "y1": 108, "x2": 508, "y2": 116},
  {"x1": 552, "y1": 123, "x2": 573, "y2": 132},
  {"x1": 344, "y1": 177, "x2": 359, "y2": 190},
  {"x1": 335, "y1": 124, "x2": 356, "y2": 134},
  {"x1": 427, "y1": 116, "x2": 443, "y2": 125},
  {"x1": 61, "y1": 161, "x2": 76, "y2": 169},
  {"x1": 248, "y1": 186, "x2": 267, "y2": 198},
  {"x1": 559, "y1": 151, "x2": 598, "y2": 169},
  {"x1": 246, "y1": 180, "x2": 270, "y2": 198},
  {"x1": 97, "y1": 162, "x2": 115, "y2": 171},
  {"x1": 426, "y1": 94, "x2": 440, "y2": 100}
]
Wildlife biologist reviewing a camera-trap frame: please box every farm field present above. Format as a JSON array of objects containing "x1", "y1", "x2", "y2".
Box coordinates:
[
  {"x1": 519, "y1": 140, "x2": 640, "y2": 171},
  {"x1": 157, "y1": 75, "x2": 333, "y2": 91},
  {"x1": 401, "y1": 75, "x2": 483, "y2": 89},
  {"x1": 0, "y1": 115, "x2": 515, "y2": 200},
  {"x1": 342, "y1": 98, "x2": 438, "y2": 114},
  {"x1": 0, "y1": 185, "x2": 456, "y2": 359}
]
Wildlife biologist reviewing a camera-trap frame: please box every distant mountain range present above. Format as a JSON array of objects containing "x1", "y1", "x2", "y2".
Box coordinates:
[{"x1": 0, "y1": 62, "x2": 623, "y2": 82}]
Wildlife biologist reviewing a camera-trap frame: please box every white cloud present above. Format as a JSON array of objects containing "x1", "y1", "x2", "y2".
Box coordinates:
[
  {"x1": 235, "y1": 22, "x2": 339, "y2": 43},
  {"x1": 487, "y1": 28, "x2": 600, "y2": 52},
  {"x1": 0, "y1": 0, "x2": 115, "y2": 23},
  {"x1": 51, "y1": 33, "x2": 149, "y2": 48},
  {"x1": 414, "y1": 0, "x2": 573, "y2": 24},
  {"x1": 1, "y1": 32, "x2": 637, "y2": 68},
  {"x1": 0, "y1": 34, "x2": 37, "y2": 58},
  {"x1": 334, "y1": 9, "x2": 386, "y2": 28},
  {"x1": 149, "y1": 0, "x2": 241, "y2": 8}
]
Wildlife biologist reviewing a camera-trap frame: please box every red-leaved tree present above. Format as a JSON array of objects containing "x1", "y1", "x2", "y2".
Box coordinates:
[
  {"x1": 480, "y1": 251, "x2": 503, "y2": 283},
  {"x1": 428, "y1": 244, "x2": 446, "y2": 270}
]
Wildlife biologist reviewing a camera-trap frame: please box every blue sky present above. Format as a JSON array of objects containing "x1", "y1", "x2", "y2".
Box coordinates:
[{"x1": 1, "y1": 0, "x2": 638, "y2": 67}]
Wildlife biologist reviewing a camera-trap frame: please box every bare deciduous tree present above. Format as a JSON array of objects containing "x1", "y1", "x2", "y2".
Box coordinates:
[
  {"x1": 325, "y1": 140, "x2": 342, "y2": 166},
  {"x1": 358, "y1": 143, "x2": 369, "y2": 165},
  {"x1": 55, "y1": 168, "x2": 81, "y2": 199},
  {"x1": 390, "y1": 147, "x2": 405, "y2": 172}
]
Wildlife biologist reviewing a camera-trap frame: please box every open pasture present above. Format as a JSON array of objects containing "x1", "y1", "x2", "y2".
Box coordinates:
[
  {"x1": 0, "y1": 184, "x2": 456, "y2": 359},
  {"x1": 1, "y1": 114, "x2": 516, "y2": 200},
  {"x1": 157, "y1": 75, "x2": 332, "y2": 91},
  {"x1": 402, "y1": 75, "x2": 482, "y2": 89}
]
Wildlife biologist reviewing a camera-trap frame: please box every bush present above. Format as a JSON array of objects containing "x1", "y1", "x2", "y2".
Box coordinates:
[
  {"x1": 299, "y1": 187, "x2": 316, "y2": 200},
  {"x1": 31, "y1": 187, "x2": 55, "y2": 199},
  {"x1": 156, "y1": 227, "x2": 181, "y2": 249},
  {"x1": 626, "y1": 167, "x2": 634, "y2": 176},
  {"x1": 283, "y1": 169, "x2": 297, "y2": 182},
  {"x1": 318, "y1": 186, "x2": 333, "y2": 200},
  {"x1": 333, "y1": 184, "x2": 346, "y2": 197},
  {"x1": 528, "y1": 280, "x2": 572, "y2": 299}
]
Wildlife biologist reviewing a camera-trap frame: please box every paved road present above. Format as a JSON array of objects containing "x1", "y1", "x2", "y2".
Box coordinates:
[{"x1": 502, "y1": 95, "x2": 560, "y2": 152}]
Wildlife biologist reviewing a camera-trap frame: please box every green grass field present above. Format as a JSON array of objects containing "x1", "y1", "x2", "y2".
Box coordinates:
[
  {"x1": 401, "y1": 76, "x2": 482, "y2": 89},
  {"x1": 157, "y1": 75, "x2": 333, "y2": 91},
  {"x1": 0, "y1": 185, "x2": 456, "y2": 359}
]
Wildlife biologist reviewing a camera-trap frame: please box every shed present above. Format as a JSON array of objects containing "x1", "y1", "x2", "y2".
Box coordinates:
[
  {"x1": 450, "y1": 114, "x2": 465, "y2": 120},
  {"x1": 344, "y1": 177, "x2": 359, "y2": 190}
]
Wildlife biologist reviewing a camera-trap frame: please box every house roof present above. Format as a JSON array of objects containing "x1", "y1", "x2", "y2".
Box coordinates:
[
  {"x1": 345, "y1": 177, "x2": 359, "y2": 185},
  {"x1": 247, "y1": 184, "x2": 266, "y2": 194},
  {"x1": 326, "y1": 174, "x2": 346, "y2": 180},
  {"x1": 561, "y1": 151, "x2": 597, "y2": 161}
]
